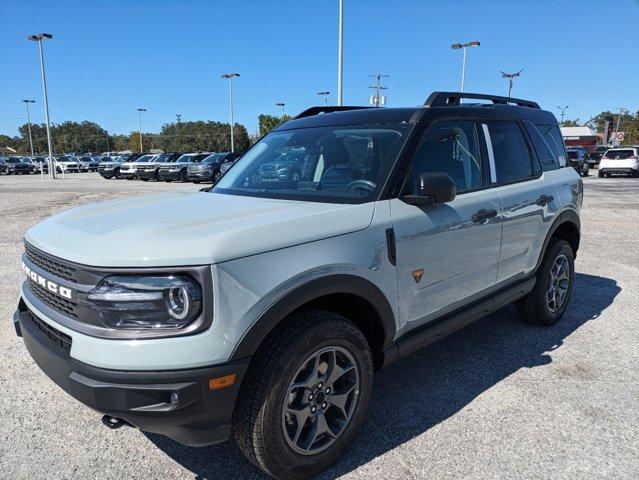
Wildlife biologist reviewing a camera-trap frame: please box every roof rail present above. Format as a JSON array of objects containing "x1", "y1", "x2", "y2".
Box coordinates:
[
  {"x1": 424, "y1": 91, "x2": 540, "y2": 109},
  {"x1": 294, "y1": 106, "x2": 375, "y2": 119}
]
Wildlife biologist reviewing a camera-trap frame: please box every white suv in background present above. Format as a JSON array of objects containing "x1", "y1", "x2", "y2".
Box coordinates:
[{"x1": 598, "y1": 147, "x2": 639, "y2": 177}]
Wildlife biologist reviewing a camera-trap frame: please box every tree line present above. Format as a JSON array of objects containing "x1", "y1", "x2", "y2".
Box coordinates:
[
  {"x1": 0, "y1": 114, "x2": 294, "y2": 155},
  {"x1": 561, "y1": 109, "x2": 639, "y2": 144}
]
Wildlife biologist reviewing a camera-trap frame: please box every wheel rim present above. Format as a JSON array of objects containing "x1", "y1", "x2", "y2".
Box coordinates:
[
  {"x1": 282, "y1": 346, "x2": 359, "y2": 456},
  {"x1": 547, "y1": 254, "x2": 570, "y2": 312}
]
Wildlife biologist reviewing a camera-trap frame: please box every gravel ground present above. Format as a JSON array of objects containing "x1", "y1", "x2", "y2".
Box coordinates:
[{"x1": 0, "y1": 172, "x2": 637, "y2": 480}]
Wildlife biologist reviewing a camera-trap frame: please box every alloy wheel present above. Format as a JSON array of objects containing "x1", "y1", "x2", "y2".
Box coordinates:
[
  {"x1": 547, "y1": 253, "x2": 570, "y2": 312},
  {"x1": 282, "y1": 346, "x2": 359, "y2": 455}
]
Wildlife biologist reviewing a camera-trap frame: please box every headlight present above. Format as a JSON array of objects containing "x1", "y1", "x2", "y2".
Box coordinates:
[{"x1": 86, "y1": 275, "x2": 202, "y2": 329}]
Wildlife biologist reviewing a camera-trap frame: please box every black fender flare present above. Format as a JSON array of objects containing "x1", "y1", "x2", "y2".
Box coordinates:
[
  {"x1": 534, "y1": 209, "x2": 581, "y2": 273},
  {"x1": 229, "y1": 274, "x2": 396, "y2": 361}
]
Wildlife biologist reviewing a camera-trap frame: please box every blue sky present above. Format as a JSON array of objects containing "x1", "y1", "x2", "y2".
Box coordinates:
[{"x1": 1, "y1": 0, "x2": 637, "y2": 136}]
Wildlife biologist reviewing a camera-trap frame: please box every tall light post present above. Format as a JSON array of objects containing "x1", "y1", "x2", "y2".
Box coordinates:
[
  {"x1": 22, "y1": 99, "x2": 36, "y2": 155},
  {"x1": 275, "y1": 102, "x2": 286, "y2": 114},
  {"x1": 451, "y1": 40, "x2": 480, "y2": 93},
  {"x1": 317, "y1": 91, "x2": 330, "y2": 106},
  {"x1": 221, "y1": 73, "x2": 240, "y2": 152},
  {"x1": 337, "y1": 0, "x2": 344, "y2": 106},
  {"x1": 27, "y1": 33, "x2": 55, "y2": 179},
  {"x1": 557, "y1": 105, "x2": 569, "y2": 124},
  {"x1": 500, "y1": 69, "x2": 523, "y2": 98},
  {"x1": 136, "y1": 108, "x2": 146, "y2": 153}
]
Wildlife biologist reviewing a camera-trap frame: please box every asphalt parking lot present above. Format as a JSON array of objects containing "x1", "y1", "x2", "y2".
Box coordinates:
[{"x1": 0, "y1": 172, "x2": 637, "y2": 479}]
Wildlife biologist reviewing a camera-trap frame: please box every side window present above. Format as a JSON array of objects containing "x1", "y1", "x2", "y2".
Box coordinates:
[
  {"x1": 484, "y1": 121, "x2": 534, "y2": 183},
  {"x1": 411, "y1": 120, "x2": 482, "y2": 193},
  {"x1": 524, "y1": 122, "x2": 559, "y2": 171},
  {"x1": 535, "y1": 124, "x2": 567, "y2": 167}
]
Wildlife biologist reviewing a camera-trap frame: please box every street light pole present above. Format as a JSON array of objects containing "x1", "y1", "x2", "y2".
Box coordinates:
[
  {"x1": 221, "y1": 73, "x2": 240, "y2": 152},
  {"x1": 22, "y1": 99, "x2": 36, "y2": 155},
  {"x1": 556, "y1": 105, "x2": 569, "y2": 124},
  {"x1": 500, "y1": 69, "x2": 523, "y2": 97},
  {"x1": 317, "y1": 91, "x2": 330, "y2": 106},
  {"x1": 137, "y1": 108, "x2": 146, "y2": 153},
  {"x1": 451, "y1": 41, "x2": 480, "y2": 93},
  {"x1": 28, "y1": 33, "x2": 55, "y2": 179},
  {"x1": 337, "y1": 0, "x2": 344, "y2": 106}
]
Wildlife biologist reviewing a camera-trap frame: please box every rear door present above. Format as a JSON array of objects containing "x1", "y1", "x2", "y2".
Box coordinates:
[
  {"x1": 481, "y1": 120, "x2": 559, "y2": 286},
  {"x1": 390, "y1": 119, "x2": 502, "y2": 331}
]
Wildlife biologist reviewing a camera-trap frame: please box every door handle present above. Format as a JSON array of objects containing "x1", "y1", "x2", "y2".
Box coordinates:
[
  {"x1": 536, "y1": 194, "x2": 554, "y2": 206},
  {"x1": 472, "y1": 209, "x2": 498, "y2": 223}
]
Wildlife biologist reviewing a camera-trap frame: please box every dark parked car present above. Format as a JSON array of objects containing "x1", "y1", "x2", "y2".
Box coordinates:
[
  {"x1": 586, "y1": 146, "x2": 608, "y2": 167},
  {"x1": 566, "y1": 149, "x2": 589, "y2": 177},
  {"x1": 0, "y1": 157, "x2": 6, "y2": 174},
  {"x1": 4, "y1": 156, "x2": 31, "y2": 175},
  {"x1": 157, "y1": 153, "x2": 210, "y2": 182},
  {"x1": 218, "y1": 157, "x2": 239, "y2": 177},
  {"x1": 135, "y1": 152, "x2": 182, "y2": 181},
  {"x1": 187, "y1": 152, "x2": 242, "y2": 183}
]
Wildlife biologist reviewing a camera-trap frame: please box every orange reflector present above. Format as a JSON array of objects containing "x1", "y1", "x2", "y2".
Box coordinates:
[{"x1": 208, "y1": 373, "x2": 236, "y2": 391}]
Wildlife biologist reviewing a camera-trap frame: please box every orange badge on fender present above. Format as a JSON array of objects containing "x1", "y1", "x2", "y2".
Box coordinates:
[{"x1": 412, "y1": 269, "x2": 424, "y2": 284}]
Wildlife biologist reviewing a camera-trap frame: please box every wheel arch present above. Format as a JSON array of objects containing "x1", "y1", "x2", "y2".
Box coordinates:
[
  {"x1": 534, "y1": 210, "x2": 581, "y2": 273},
  {"x1": 229, "y1": 274, "x2": 396, "y2": 370}
]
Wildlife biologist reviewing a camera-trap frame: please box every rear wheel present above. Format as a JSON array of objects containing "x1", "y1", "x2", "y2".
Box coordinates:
[
  {"x1": 234, "y1": 310, "x2": 373, "y2": 480},
  {"x1": 598, "y1": 170, "x2": 604, "y2": 178},
  {"x1": 180, "y1": 169, "x2": 188, "y2": 182},
  {"x1": 516, "y1": 239, "x2": 574, "y2": 326}
]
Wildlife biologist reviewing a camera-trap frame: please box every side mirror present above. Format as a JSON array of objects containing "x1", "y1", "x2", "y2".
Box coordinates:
[{"x1": 402, "y1": 172, "x2": 456, "y2": 205}]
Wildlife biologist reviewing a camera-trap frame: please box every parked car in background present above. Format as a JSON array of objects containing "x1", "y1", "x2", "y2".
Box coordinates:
[
  {"x1": 157, "y1": 152, "x2": 210, "y2": 182},
  {"x1": 0, "y1": 157, "x2": 6, "y2": 174},
  {"x1": 598, "y1": 147, "x2": 639, "y2": 177},
  {"x1": 76, "y1": 156, "x2": 101, "y2": 172},
  {"x1": 218, "y1": 155, "x2": 242, "y2": 177},
  {"x1": 586, "y1": 146, "x2": 608, "y2": 168},
  {"x1": 565, "y1": 149, "x2": 589, "y2": 177},
  {"x1": 4, "y1": 156, "x2": 32, "y2": 175},
  {"x1": 136, "y1": 152, "x2": 181, "y2": 181},
  {"x1": 31, "y1": 157, "x2": 49, "y2": 173},
  {"x1": 54, "y1": 156, "x2": 80, "y2": 173},
  {"x1": 21, "y1": 157, "x2": 38, "y2": 173},
  {"x1": 97, "y1": 155, "x2": 138, "y2": 179},
  {"x1": 119, "y1": 154, "x2": 157, "y2": 180},
  {"x1": 256, "y1": 150, "x2": 306, "y2": 184},
  {"x1": 187, "y1": 152, "x2": 242, "y2": 183}
]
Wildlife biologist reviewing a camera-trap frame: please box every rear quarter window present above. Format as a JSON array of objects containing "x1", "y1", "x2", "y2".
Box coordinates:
[
  {"x1": 524, "y1": 122, "x2": 559, "y2": 172},
  {"x1": 534, "y1": 124, "x2": 567, "y2": 168}
]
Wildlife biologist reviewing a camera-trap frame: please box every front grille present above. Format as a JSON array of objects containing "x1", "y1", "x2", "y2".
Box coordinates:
[
  {"x1": 28, "y1": 279, "x2": 79, "y2": 318},
  {"x1": 25, "y1": 243, "x2": 78, "y2": 283},
  {"x1": 29, "y1": 310, "x2": 72, "y2": 351}
]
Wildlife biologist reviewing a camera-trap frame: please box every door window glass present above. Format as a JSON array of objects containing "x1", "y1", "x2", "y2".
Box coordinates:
[
  {"x1": 411, "y1": 120, "x2": 482, "y2": 193},
  {"x1": 485, "y1": 121, "x2": 534, "y2": 183}
]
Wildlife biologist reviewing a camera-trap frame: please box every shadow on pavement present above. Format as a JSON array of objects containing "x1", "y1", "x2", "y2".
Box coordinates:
[{"x1": 147, "y1": 272, "x2": 619, "y2": 479}]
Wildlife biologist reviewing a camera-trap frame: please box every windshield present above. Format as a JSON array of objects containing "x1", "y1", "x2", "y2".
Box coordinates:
[
  {"x1": 175, "y1": 154, "x2": 196, "y2": 163},
  {"x1": 153, "y1": 153, "x2": 172, "y2": 162},
  {"x1": 606, "y1": 149, "x2": 635, "y2": 159},
  {"x1": 136, "y1": 155, "x2": 155, "y2": 162},
  {"x1": 202, "y1": 153, "x2": 226, "y2": 163},
  {"x1": 6, "y1": 158, "x2": 22, "y2": 163},
  {"x1": 213, "y1": 124, "x2": 410, "y2": 204}
]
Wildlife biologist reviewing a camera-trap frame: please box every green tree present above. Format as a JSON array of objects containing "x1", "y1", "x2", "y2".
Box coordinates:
[{"x1": 258, "y1": 114, "x2": 292, "y2": 136}]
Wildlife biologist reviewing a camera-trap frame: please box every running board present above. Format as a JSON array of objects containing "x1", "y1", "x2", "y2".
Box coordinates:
[{"x1": 382, "y1": 277, "x2": 536, "y2": 367}]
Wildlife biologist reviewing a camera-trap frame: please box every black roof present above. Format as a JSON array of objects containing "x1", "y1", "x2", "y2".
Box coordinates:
[{"x1": 274, "y1": 91, "x2": 558, "y2": 131}]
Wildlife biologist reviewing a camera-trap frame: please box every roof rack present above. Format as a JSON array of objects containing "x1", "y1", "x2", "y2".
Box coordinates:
[
  {"x1": 424, "y1": 91, "x2": 540, "y2": 109},
  {"x1": 294, "y1": 106, "x2": 375, "y2": 119}
]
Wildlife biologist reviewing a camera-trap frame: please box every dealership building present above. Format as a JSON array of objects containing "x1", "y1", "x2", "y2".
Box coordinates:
[{"x1": 560, "y1": 126, "x2": 598, "y2": 151}]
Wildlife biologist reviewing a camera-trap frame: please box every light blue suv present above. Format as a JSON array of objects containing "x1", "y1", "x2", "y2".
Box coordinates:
[{"x1": 14, "y1": 92, "x2": 582, "y2": 479}]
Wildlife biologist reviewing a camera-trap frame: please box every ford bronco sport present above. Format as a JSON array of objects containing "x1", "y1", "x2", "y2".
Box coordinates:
[{"x1": 14, "y1": 92, "x2": 582, "y2": 480}]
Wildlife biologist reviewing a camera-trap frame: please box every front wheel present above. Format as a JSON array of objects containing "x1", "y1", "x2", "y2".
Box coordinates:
[
  {"x1": 234, "y1": 310, "x2": 373, "y2": 480},
  {"x1": 517, "y1": 239, "x2": 574, "y2": 326}
]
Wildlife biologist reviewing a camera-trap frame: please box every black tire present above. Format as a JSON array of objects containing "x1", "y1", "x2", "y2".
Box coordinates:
[
  {"x1": 598, "y1": 170, "x2": 604, "y2": 178},
  {"x1": 233, "y1": 310, "x2": 373, "y2": 480},
  {"x1": 141, "y1": 178, "x2": 148, "y2": 182},
  {"x1": 115, "y1": 169, "x2": 122, "y2": 179},
  {"x1": 516, "y1": 239, "x2": 574, "y2": 326},
  {"x1": 180, "y1": 169, "x2": 188, "y2": 182}
]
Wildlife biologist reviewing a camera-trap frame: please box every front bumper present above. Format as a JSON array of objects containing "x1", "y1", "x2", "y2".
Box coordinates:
[
  {"x1": 136, "y1": 169, "x2": 157, "y2": 180},
  {"x1": 187, "y1": 170, "x2": 214, "y2": 181},
  {"x1": 158, "y1": 169, "x2": 183, "y2": 180},
  {"x1": 14, "y1": 300, "x2": 249, "y2": 447},
  {"x1": 119, "y1": 170, "x2": 136, "y2": 179}
]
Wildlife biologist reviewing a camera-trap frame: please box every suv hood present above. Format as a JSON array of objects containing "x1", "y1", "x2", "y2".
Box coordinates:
[{"x1": 25, "y1": 192, "x2": 375, "y2": 267}]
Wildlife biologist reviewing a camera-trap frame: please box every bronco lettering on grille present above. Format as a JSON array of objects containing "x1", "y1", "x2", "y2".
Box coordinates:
[{"x1": 22, "y1": 262, "x2": 73, "y2": 299}]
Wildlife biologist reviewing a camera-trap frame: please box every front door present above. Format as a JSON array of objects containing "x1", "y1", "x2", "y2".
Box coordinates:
[{"x1": 390, "y1": 119, "x2": 502, "y2": 333}]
